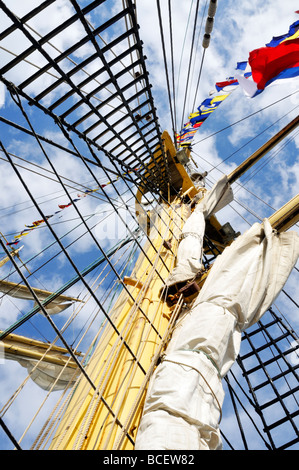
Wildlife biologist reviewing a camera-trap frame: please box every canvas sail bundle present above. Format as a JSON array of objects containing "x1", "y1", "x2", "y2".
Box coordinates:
[
  {"x1": 11, "y1": 357, "x2": 79, "y2": 392},
  {"x1": 0, "y1": 333, "x2": 80, "y2": 391},
  {"x1": 0, "y1": 280, "x2": 80, "y2": 315},
  {"x1": 5, "y1": 354, "x2": 79, "y2": 392},
  {"x1": 135, "y1": 219, "x2": 299, "y2": 450},
  {"x1": 164, "y1": 175, "x2": 233, "y2": 288}
]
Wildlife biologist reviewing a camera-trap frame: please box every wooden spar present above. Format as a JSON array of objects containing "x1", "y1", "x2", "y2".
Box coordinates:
[
  {"x1": 0, "y1": 279, "x2": 82, "y2": 304},
  {"x1": 268, "y1": 193, "x2": 299, "y2": 232},
  {"x1": 227, "y1": 114, "x2": 299, "y2": 184},
  {"x1": 226, "y1": 114, "x2": 299, "y2": 231},
  {"x1": 0, "y1": 246, "x2": 23, "y2": 268},
  {"x1": 1, "y1": 331, "x2": 82, "y2": 368}
]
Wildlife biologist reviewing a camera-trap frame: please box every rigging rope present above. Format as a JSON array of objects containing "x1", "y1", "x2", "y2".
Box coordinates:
[{"x1": 0, "y1": 118, "x2": 156, "y2": 388}]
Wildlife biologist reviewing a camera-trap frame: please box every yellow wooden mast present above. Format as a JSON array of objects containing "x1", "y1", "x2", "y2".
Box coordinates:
[{"x1": 47, "y1": 131, "x2": 190, "y2": 450}]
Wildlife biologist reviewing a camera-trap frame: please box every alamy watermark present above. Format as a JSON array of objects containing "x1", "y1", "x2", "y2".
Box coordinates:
[
  {"x1": 0, "y1": 341, "x2": 5, "y2": 365},
  {"x1": 92, "y1": 201, "x2": 192, "y2": 243}
]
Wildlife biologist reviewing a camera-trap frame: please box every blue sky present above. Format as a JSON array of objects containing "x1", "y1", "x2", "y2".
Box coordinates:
[{"x1": 0, "y1": 0, "x2": 298, "y2": 450}]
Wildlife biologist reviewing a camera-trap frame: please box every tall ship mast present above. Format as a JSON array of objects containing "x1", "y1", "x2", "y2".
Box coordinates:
[{"x1": 0, "y1": 0, "x2": 298, "y2": 451}]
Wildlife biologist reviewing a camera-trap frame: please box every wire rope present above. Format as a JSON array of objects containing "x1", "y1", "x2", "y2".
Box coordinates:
[
  {"x1": 168, "y1": 0, "x2": 177, "y2": 138},
  {"x1": 156, "y1": 0, "x2": 176, "y2": 142},
  {"x1": 175, "y1": 0, "x2": 195, "y2": 124},
  {"x1": 192, "y1": 106, "x2": 299, "y2": 221},
  {"x1": 192, "y1": 89, "x2": 299, "y2": 146},
  {"x1": 180, "y1": 0, "x2": 201, "y2": 131}
]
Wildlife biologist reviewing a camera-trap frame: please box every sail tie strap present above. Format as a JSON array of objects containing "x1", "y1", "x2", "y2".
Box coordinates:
[
  {"x1": 181, "y1": 348, "x2": 222, "y2": 378},
  {"x1": 160, "y1": 354, "x2": 223, "y2": 423},
  {"x1": 179, "y1": 231, "x2": 203, "y2": 241}
]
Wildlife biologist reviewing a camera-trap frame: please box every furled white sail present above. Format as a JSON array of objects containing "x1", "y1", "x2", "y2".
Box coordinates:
[
  {"x1": 0, "y1": 333, "x2": 80, "y2": 391},
  {"x1": 0, "y1": 279, "x2": 81, "y2": 315},
  {"x1": 135, "y1": 219, "x2": 299, "y2": 450},
  {"x1": 164, "y1": 174, "x2": 233, "y2": 288},
  {"x1": 16, "y1": 359, "x2": 79, "y2": 391}
]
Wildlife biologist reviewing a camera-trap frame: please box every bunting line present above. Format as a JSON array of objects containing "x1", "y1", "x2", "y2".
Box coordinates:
[
  {"x1": 177, "y1": 19, "x2": 299, "y2": 148},
  {"x1": 6, "y1": 168, "x2": 140, "y2": 247}
]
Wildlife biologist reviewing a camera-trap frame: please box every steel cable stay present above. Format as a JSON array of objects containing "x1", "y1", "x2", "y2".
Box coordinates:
[
  {"x1": 0, "y1": 118, "x2": 149, "y2": 226},
  {"x1": 189, "y1": 0, "x2": 209, "y2": 113},
  {"x1": 73, "y1": 243, "x2": 169, "y2": 450},
  {"x1": 35, "y1": 243, "x2": 183, "y2": 450},
  {"x1": 199, "y1": 156, "x2": 299, "y2": 243},
  {"x1": 156, "y1": 0, "x2": 176, "y2": 145},
  {"x1": 53, "y1": 116, "x2": 175, "y2": 279},
  {"x1": 191, "y1": 107, "x2": 299, "y2": 225},
  {"x1": 205, "y1": 103, "x2": 299, "y2": 177},
  {"x1": 1, "y1": 0, "x2": 150, "y2": 115},
  {"x1": 0, "y1": 233, "x2": 143, "y2": 447},
  {"x1": 33, "y1": 212, "x2": 181, "y2": 449},
  {"x1": 0, "y1": 81, "x2": 185, "y2": 324},
  {"x1": 122, "y1": 0, "x2": 168, "y2": 152},
  {"x1": 219, "y1": 303, "x2": 299, "y2": 451},
  {"x1": 1, "y1": 4, "x2": 150, "y2": 119},
  {"x1": 168, "y1": 0, "x2": 177, "y2": 138},
  {"x1": 255, "y1": 312, "x2": 299, "y2": 410},
  {"x1": 0, "y1": 157, "x2": 132, "y2": 220},
  {"x1": 0, "y1": 43, "x2": 127, "y2": 115},
  {"x1": 0, "y1": 115, "x2": 141, "y2": 188},
  {"x1": 69, "y1": 0, "x2": 161, "y2": 176},
  {"x1": 0, "y1": 417, "x2": 22, "y2": 450},
  {"x1": 190, "y1": 118, "x2": 299, "y2": 450},
  {"x1": 179, "y1": 0, "x2": 201, "y2": 132},
  {"x1": 235, "y1": 129, "x2": 299, "y2": 192},
  {"x1": 0, "y1": 231, "x2": 141, "y2": 390},
  {"x1": 1, "y1": 212, "x2": 142, "y2": 301},
  {"x1": 237, "y1": 314, "x2": 299, "y2": 450},
  {"x1": 0, "y1": 209, "x2": 128, "y2": 287},
  {"x1": 174, "y1": 0, "x2": 195, "y2": 126},
  {"x1": 0, "y1": 204, "x2": 138, "y2": 304},
  {"x1": 192, "y1": 88, "x2": 299, "y2": 147},
  {"x1": 0, "y1": 111, "x2": 141, "y2": 298},
  {"x1": 0, "y1": 76, "x2": 163, "y2": 196},
  {"x1": 0, "y1": 217, "x2": 148, "y2": 448},
  {"x1": 2, "y1": 81, "x2": 174, "y2": 279},
  {"x1": 0, "y1": 151, "x2": 136, "y2": 233},
  {"x1": 201, "y1": 169, "x2": 299, "y2": 297},
  {"x1": 0, "y1": 134, "x2": 158, "y2": 390},
  {"x1": 153, "y1": 0, "x2": 207, "y2": 141},
  {"x1": 0, "y1": 86, "x2": 180, "y2": 388}
]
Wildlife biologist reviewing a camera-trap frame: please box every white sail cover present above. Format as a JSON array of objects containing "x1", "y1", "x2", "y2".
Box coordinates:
[
  {"x1": 165, "y1": 175, "x2": 233, "y2": 287},
  {"x1": 135, "y1": 219, "x2": 299, "y2": 450}
]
